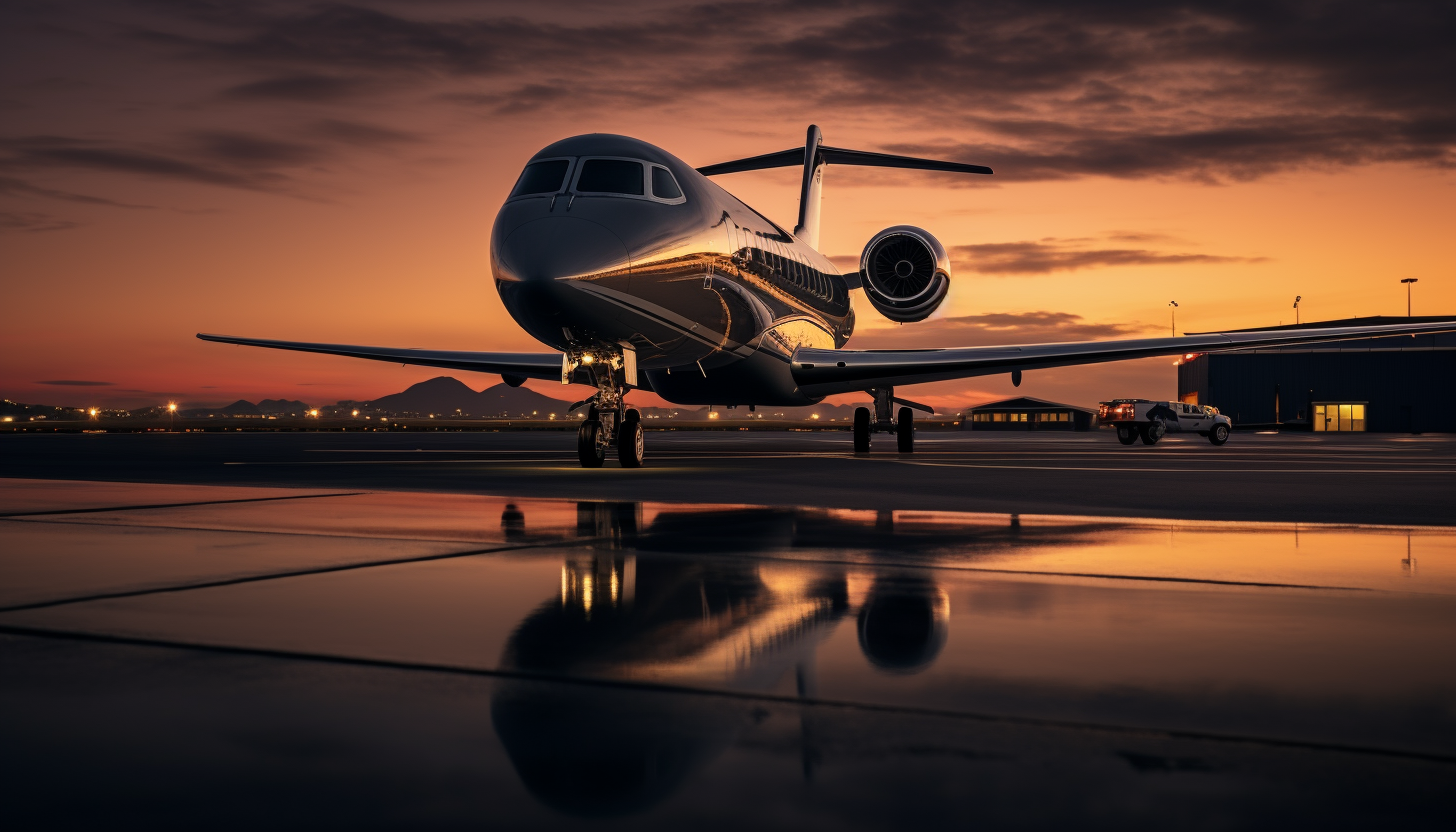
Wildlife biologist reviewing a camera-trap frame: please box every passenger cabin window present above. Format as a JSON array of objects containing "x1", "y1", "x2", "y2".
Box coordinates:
[
  {"x1": 576, "y1": 159, "x2": 644, "y2": 195},
  {"x1": 511, "y1": 159, "x2": 569, "y2": 197},
  {"x1": 651, "y1": 166, "x2": 682, "y2": 199}
]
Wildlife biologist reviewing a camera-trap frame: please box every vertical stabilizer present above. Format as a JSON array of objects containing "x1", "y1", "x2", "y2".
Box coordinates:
[{"x1": 794, "y1": 125, "x2": 825, "y2": 250}]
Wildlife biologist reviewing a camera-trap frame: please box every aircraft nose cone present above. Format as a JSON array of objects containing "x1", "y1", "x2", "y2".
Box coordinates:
[{"x1": 495, "y1": 216, "x2": 630, "y2": 284}]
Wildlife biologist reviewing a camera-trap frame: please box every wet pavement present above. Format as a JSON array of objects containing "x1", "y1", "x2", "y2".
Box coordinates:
[
  {"x1": 1, "y1": 479, "x2": 1453, "y2": 828},
  {"x1": 4, "y1": 430, "x2": 1456, "y2": 525}
]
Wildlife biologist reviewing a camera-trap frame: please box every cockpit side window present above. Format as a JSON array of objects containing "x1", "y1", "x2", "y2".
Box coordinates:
[
  {"x1": 651, "y1": 166, "x2": 682, "y2": 199},
  {"x1": 511, "y1": 159, "x2": 571, "y2": 197},
  {"x1": 575, "y1": 159, "x2": 645, "y2": 195}
]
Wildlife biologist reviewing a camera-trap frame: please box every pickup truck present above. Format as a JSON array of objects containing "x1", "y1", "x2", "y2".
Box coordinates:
[{"x1": 1098, "y1": 399, "x2": 1232, "y2": 446}]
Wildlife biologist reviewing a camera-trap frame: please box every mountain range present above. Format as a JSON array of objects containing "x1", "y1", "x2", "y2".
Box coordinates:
[{"x1": 8, "y1": 377, "x2": 922, "y2": 421}]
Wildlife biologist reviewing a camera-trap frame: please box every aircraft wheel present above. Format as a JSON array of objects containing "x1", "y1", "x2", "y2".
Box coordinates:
[
  {"x1": 1139, "y1": 420, "x2": 1164, "y2": 446},
  {"x1": 1116, "y1": 425, "x2": 1138, "y2": 445},
  {"x1": 853, "y1": 407, "x2": 871, "y2": 452},
  {"x1": 577, "y1": 420, "x2": 606, "y2": 468},
  {"x1": 617, "y1": 411, "x2": 645, "y2": 468},
  {"x1": 896, "y1": 406, "x2": 914, "y2": 453},
  {"x1": 1208, "y1": 423, "x2": 1230, "y2": 446}
]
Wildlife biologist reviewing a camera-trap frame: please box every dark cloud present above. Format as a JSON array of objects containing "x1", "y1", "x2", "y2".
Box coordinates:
[
  {"x1": 7, "y1": 0, "x2": 1452, "y2": 196},
  {"x1": 0, "y1": 135, "x2": 283, "y2": 189},
  {"x1": 953, "y1": 238, "x2": 1265, "y2": 275},
  {"x1": 0, "y1": 129, "x2": 364, "y2": 195},
  {"x1": 35, "y1": 380, "x2": 114, "y2": 386},
  {"x1": 851, "y1": 311, "x2": 1152, "y2": 350},
  {"x1": 0, "y1": 211, "x2": 80, "y2": 232},
  {"x1": 0, "y1": 175, "x2": 154, "y2": 208},
  {"x1": 311, "y1": 119, "x2": 418, "y2": 146},
  {"x1": 221, "y1": 74, "x2": 372, "y2": 102},
  {"x1": 189, "y1": 131, "x2": 321, "y2": 166}
]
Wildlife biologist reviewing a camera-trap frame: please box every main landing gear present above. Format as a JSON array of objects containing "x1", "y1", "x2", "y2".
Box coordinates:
[
  {"x1": 853, "y1": 388, "x2": 921, "y2": 454},
  {"x1": 569, "y1": 347, "x2": 645, "y2": 469}
]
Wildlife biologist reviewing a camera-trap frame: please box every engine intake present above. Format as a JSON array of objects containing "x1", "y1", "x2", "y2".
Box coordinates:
[{"x1": 858, "y1": 226, "x2": 951, "y2": 323}]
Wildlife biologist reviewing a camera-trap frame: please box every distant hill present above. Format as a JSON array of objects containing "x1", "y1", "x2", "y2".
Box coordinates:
[
  {"x1": 219, "y1": 399, "x2": 260, "y2": 416},
  {"x1": 257, "y1": 399, "x2": 310, "y2": 416},
  {"x1": 354, "y1": 376, "x2": 574, "y2": 417}
]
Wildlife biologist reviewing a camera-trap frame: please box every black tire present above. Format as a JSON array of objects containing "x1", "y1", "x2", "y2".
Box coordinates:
[
  {"x1": 1208, "y1": 423, "x2": 1230, "y2": 446},
  {"x1": 577, "y1": 420, "x2": 606, "y2": 468},
  {"x1": 853, "y1": 407, "x2": 871, "y2": 452},
  {"x1": 896, "y1": 406, "x2": 914, "y2": 453},
  {"x1": 1139, "y1": 421, "x2": 1163, "y2": 446},
  {"x1": 617, "y1": 413, "x2": 645, "y2": 467},
  {"x1": 1116, "y1": 425, "x2": 1138, "y2": 445}
]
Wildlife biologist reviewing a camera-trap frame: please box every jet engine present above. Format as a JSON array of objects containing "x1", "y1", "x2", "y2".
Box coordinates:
[{"x1": 858, "y1": 225, "x2": 951, "y2": 323}]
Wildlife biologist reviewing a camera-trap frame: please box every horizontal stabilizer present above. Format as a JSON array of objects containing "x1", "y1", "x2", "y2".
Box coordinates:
[
  {"x1": 791, "y1": 320, "x2": 1456, "y2": 396},
  {"x1": 197, "y1": 334, "x2": 564, "y2": 382},
  {"x1": 697, "y1": 145, "x2": 991, "y2": 177}
]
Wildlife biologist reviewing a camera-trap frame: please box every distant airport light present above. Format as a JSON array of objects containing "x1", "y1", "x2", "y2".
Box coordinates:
[
  {"x1": 810, "y1": 413, "x2": 820, "y2": 420},
  {"x1": 167, "y1": 403, "x2": 177, "y2": 412},
  {"x1": 88, "y1": 408, "x2": 98, "y2": 417},
  {"x1": 708, "y1": 411, "x2": 719, "y2": 419},
  {"x1": 1401, "y1": 278, "x2": 1418, "y2": 316},
  {"x1": 352, "y1": 410, "x2": 359, "y2": 417},
  {"x1": 309, "y1": 409, "x2": 319, "y2": 417}
]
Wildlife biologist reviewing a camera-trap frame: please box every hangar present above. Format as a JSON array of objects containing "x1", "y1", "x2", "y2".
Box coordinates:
[
  {"x1": 960, "y1": 397, "x2": 1095, "y2": 431},
  {"x1": 1177, "y1": 316, "x2": 1456, "y2": 433}
]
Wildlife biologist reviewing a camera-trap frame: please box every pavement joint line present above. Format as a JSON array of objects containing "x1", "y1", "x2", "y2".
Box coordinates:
[
  {"x1": 2, "y1": 622, "x2": 1451, "y2": 766},
  {"x1": 0, "y1": 491, "x2": 367, "y2": 518},
  {"x1": 629, "y1": 546, "x2": 1381, "y2": 593},
  {"x1": 867, "y1": 459, "x2": 1456, "y2": 474},
  {"x1": 0, "y1": 539, "x2": 600, "y2": 614},
  {"x1": 1, "y1": 515, "x2": 588, "y2": 545}
]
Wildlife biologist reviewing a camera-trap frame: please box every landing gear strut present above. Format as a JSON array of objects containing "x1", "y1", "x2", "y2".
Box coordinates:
[
  {"x1": 567, "y1": 346, "x2": 644, "y2": 469},
  {"x1": 853, "y1": 387, "x2": 923, "y2": 454}
]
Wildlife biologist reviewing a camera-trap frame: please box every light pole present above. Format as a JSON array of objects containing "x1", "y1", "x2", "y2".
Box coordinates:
[
  {"x1": 1168, "y1": 300, "x2": 1178, "y2": 336},
  {"x1": 167, "y1": 402, "x2": 177, "y2": 431},
  {"x1": 1401, "y1": 278, "x2": 1418, "y2": 317},
  {"x1": 1293, "y1": 295, "x2": 1301, "y2": 325}
]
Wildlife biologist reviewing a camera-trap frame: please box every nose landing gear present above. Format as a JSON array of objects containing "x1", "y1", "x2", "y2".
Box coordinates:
[
  {"x1": 567, "y1": 346, "x2": 645, "y2": 469},
  {"x1": 853, "y1": 388, "x2": 927, "y2": 454}
]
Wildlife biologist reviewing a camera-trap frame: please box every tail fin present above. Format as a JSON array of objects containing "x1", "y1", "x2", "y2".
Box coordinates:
[
  {"x1": 696, "y1": 127, "x2": 993, "y2": 251},
  {"x1": 796, "y1": 125, "x2": 825, "y2": 249}
]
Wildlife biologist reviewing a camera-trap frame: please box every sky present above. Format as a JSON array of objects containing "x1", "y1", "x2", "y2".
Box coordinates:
[{"x1": 2, "y1": 0, "x2": 1452, "y2": 412}]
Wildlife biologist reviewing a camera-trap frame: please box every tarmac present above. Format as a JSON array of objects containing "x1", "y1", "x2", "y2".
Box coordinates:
[
  {"x1": 2, "y1": 429, "x2": 1454, "y2": 525},
  {"x1": 2, "y1": 432, "x2": 1454, "y2": 826}
]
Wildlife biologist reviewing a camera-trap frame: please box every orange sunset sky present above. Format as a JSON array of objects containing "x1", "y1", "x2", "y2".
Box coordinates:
[{"x1": 2, "y1": 1, "x2": 1452, "y2": 412}]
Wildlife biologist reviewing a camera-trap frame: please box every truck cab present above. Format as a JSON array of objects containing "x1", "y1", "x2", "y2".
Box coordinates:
[{"x1": 1097, "y1": 399, "x2": 1233, "y2": 446}]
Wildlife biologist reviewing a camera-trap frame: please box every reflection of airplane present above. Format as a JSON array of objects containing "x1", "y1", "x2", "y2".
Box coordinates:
[
  {"x1": 491, "y1": 502, "x2": 951, "y2": 818},
  {"x1": 199, "y1": 125, "x2": 1455, "y2": 466}
]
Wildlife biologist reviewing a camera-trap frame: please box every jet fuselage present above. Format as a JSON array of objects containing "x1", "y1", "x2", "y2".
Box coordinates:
[{"x1": 491, "y1": 134, "x2": 852, "y2": 406}]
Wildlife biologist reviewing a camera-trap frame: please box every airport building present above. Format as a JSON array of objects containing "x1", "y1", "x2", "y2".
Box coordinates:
[
  {"x1": 961, "y1": 397, "x2": 1095, "y2": 431},
  {"x1": 1177, "y1": 316, "x2": 1456, "y2": 433}
]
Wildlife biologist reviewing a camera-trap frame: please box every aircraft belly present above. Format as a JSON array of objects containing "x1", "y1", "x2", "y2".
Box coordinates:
[{"x1": 645, "y1": 350, "x2": 819, "y2": 406}]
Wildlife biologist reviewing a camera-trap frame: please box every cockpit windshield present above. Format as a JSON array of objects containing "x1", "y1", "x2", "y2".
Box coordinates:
[
  {"x1": 511, "y1": 159, "x2": 570, "y2": 197},
  {"x1": 575, "y1": 159, "x2": 645, "y2": 195}
]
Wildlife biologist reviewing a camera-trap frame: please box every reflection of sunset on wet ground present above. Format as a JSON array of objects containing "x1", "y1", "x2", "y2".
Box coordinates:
[{"x1": 3, "y1": 478, "x2": 1453, "y2": 825}]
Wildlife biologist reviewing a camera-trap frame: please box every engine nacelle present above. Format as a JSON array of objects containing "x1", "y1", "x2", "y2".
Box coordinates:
[{"x1": 858, "y1": 225, "x2": 951, "y2": 323}]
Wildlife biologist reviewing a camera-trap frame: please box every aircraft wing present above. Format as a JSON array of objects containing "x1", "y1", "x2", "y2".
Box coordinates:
[
  {"x1": 196, "y1": 333, "x2": 564, "y2": 383},
  {"x1": 790, "y1": 321, "x2": 1456, "y2": 396}
]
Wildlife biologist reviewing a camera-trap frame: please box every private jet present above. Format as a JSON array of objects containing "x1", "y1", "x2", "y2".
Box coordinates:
[{"x1": 200, "y1": 126, "x2": 1455, "y2": 467}]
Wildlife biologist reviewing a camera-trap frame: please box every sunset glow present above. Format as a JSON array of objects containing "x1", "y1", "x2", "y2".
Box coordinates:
[{"x1": 2, "y1": 2, "x2": 1450, "y2": 411}]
